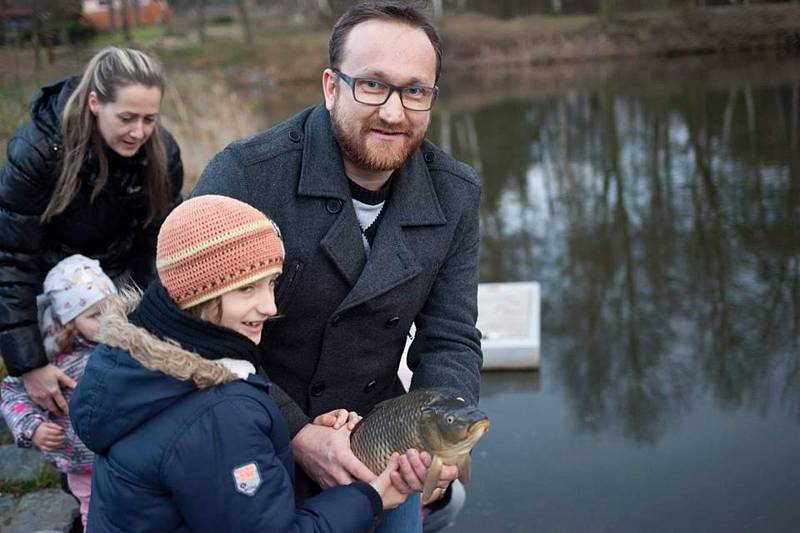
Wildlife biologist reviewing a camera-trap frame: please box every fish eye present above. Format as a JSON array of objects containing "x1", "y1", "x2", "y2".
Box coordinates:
[{"x1": 446, "y1": 415, "x2": 455, "y2": 424}]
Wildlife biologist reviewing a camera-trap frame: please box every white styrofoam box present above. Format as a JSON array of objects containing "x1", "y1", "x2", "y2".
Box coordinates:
[
  {"x1": 399, "y1": 281, "x2": 541, "y2": 388},
  {"x1": 477, "y1": 282, "x2": 540, "y2": 370}
]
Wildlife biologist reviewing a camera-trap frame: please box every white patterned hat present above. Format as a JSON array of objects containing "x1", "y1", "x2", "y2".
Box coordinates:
[{"x1": 43, "y1": 254, "x2": 117, "y2": 324}]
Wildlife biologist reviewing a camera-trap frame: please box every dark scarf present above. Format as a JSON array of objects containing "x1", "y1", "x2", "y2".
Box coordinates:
[{"x1": 129, "y1": 280, "x2": 262, "y2": 368}]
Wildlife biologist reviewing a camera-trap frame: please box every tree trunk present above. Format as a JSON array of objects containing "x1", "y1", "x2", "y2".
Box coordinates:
[
  {"x1": 31, "y1": 0, "x2": 42, "y2": 71},
  {"x1": 439, "y1": 110, "x2": 452, "y2": 154},
  {"x1": 107, "y1": 0, "x2": 117, "y2": 32},
  {"x1": 131, "y1": 0, "x2": 141, "y2": 28},
  {"x1": 46, "y1": 31, "x2": 55, "y2": 64},
  {"x1": 431, "y1": 0, "x2": 443, "y2": 20},
  {"x1": 0, "y1": 0, "x2": 7, "y2": 45},
  {"x1": 235, "y1": 0, "x2": 254, "y2": 47},
  {"x1": 120, "y1": 0, "x2": 132, "y2": 41},
  {"x1": 315, "y1": 0, "x2": 332, "y2": 16},
  {"x1": 721, "y1": 88, "x2": 736, "y2": 148},
  {"x1": 600, "y1": 0, "x2": 617, "y2": 21},
  {"x1": 197, "y1": 0, "x2": 207, "y2": 43}
]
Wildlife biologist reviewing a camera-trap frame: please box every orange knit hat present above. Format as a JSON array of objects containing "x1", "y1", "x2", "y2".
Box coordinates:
[{"x1": 156, "y1": 195, "x2": 284, "y2": 309}]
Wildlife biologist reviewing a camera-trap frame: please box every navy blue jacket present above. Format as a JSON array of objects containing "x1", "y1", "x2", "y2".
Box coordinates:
[{"x1": 70, "y1": 286, "x2": 381, "y2": 532}]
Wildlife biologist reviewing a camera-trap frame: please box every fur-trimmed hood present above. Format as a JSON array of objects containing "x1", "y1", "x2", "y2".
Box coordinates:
[
  {"x1": 70, "y1": 289, "x2": 257, "y2": 454},
  {"x1": 96, "y1": 289, "x2": 238, "y2": 387}
]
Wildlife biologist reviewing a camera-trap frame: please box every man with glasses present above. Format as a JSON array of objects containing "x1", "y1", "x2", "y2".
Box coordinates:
[{"x1": 193, "y1": 2, "x2": 481, "y2": 531}]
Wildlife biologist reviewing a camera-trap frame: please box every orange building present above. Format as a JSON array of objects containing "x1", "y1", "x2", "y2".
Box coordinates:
[{"x1": 80, "y1": 0, "x2": 171, "y2": 30}]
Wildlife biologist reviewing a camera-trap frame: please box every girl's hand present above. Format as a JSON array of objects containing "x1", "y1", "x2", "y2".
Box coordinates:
[
  {"x1": 369, "y1": 453, "x2": 409, "y2": 510},
  {"x1": 31, "y1": 422, "x2": 64, "y2": 452},
  {"x1": 313, "y1": 409, "x2": 362, "y2": 430}
]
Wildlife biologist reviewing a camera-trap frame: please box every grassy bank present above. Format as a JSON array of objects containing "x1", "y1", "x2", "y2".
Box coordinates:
[
  {"x1": 156, "y1": 4, "x2": 800, "y2": 74},
  {"x1": 442, "y1": 4, "x2": 800, "y2": 67}
]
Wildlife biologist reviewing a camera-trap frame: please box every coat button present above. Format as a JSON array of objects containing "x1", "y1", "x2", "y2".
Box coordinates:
[
  {"x1": 310, "y1": 382, "x2": 326, "y2": 397},
  {"x1": 289, "y1": 130, "x2": 302, "y2": 143},
  {"x1": 363, "y1": 380, "x2": 377, "y2": 392},
  {"x1": 384, "y1": 316, "x2": 400, "y2": 328},
  {"x1": 326, "y1": 199, "x2": 343, "y2": 214},
  {"x1": 424, "y1": 152, "x2": 435, "y2": 163},
  {"x1": 331, "y1": 314, "x2": 342, "y2": 327}
]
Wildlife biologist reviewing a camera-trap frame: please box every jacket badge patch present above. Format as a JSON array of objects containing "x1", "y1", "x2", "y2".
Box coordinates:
[{"x1": 232, "y1": 462, "x2": 261, "y2": 496}]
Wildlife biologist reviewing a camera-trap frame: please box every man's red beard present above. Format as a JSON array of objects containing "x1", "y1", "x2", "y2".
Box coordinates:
[{"x1": 331, "y1": 108, "x2": 428, "y2": 172}]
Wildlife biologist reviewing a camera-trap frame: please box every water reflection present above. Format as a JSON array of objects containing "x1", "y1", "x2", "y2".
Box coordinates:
[{"x1": 430, "y1": 56, "x2": 800, "y2": 444}]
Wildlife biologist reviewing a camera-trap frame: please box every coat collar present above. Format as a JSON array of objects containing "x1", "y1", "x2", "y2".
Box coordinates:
[
  {"x1": 96, "y1": 287, "x2": 257, "y2": 389},
  {"x1": 298, "y1": 105, "x2": 446, "y2": 299}
]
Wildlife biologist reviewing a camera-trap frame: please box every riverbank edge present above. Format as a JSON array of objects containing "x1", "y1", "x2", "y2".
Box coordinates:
[{"x1": 440, "y1": 5, "x2": 800, "y2": 69}]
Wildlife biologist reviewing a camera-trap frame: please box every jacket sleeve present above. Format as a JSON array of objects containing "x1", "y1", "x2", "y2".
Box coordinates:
[
  {"x1": 405, "y1": 175, "x2": 483, "y2": 406},
  {"x1": 193, "y1": 148, "x2": 312, "y2": 437},
  {"x1": 0, "y1": 376, "x2": 47, "y2": 447},
  {"x1": 0, "y1": 125, "x2": 57, "y2": 376},
  {"x1": 129, "y1": 127, "x2": 184, "y2": 288},
  {"x1": 162, "y1": 396, "x2": 380, "y2": 533}
]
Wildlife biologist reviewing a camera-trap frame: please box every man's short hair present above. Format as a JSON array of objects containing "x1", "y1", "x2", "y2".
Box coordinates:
[{"x1": 329, "y1": 0, "x2": 443, "y2": 83}]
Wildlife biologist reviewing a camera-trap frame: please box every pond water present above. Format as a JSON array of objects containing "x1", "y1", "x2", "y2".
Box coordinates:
[{"x1": 426, "y1": 54, "x2": 800, "y2": 532}]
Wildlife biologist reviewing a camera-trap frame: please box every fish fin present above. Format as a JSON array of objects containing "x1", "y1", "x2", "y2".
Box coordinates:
[
  {"x1": 456, "y1": 453, "x2": 472, "y2": 485},
  {"x1": 423, "y1": 455, "x2": 443, "y2": 502}
]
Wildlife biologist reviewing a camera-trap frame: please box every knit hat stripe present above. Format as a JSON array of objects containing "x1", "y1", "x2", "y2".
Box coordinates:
[
  {"x1": 156, "y1": 220, "x2": 272, "y2": 269},
  {"x1": 156, "y1": 195, "x2": 285, "y2": 309},
  {"x1": 178, "y1": 265, "x2": 283, "y2": 309}
]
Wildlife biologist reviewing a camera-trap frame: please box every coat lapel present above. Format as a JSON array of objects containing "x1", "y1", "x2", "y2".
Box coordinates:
[
  {"x1": 319, "y1": 203, "x2": 366, "y2": 287},
  {"x1": 299, "y1": 107, "x2": 365, "y2": 286},
  {"x1": 337, "y1": 150, "x2": 447, "y2": 313}
]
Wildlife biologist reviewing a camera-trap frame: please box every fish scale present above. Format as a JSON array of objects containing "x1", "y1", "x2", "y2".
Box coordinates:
[{"x1": 351, "y1": 389, "x2": 445, "y2": 473}]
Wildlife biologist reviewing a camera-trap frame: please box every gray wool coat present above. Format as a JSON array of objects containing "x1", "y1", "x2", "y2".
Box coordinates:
[{"x1": 192, "y1": 104, "x2": 482, "y2": 439}]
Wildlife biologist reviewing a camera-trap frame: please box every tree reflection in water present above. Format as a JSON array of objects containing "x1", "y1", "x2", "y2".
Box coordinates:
[{"x1": 431, "y1": 60, "x2": 800, "y2": 443}]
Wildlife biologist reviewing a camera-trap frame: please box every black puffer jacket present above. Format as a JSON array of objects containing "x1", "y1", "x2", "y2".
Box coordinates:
[{"x1": 0, "y1": 77, "x2": 183, "y2": 376}]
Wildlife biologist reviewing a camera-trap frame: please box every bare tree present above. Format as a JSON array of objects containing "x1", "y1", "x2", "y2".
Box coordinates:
[
  {"x1": 234, "y1": 0, "x2": 254, "y2": 47},
  {"x1": 131, "y1": 0, "x2": 141, "y2": 28},
  {"x1": 439, "y1": 109, "x2": 452, "y2": 154},
  {"x1": 196, "y1": 0, "x2": 207, "y2": 43},
  {"x1": 431, "y1": 0, "x2": 443, "y2": 19},
  {"x1": 120, "y1": 0, "x2": 132, "y2": 41},
  {"x1": 721, "y1": 88, "x2": 736, "y2": 148},
  {"x1": 600, "y1": 0, "x2": 617, "y2": 20},
  {"x1": 31, "y1": 0, "x2": 42, "y2": 71},
  {"x1": 314, "y1": 0, "x2": 332, "y2": 17},
  {"x1": 107, "y1": 0, "x2": 117, "y2": 33},
  {"x1": 0, "y1": 0, "x2": 7, "y2": 46}
]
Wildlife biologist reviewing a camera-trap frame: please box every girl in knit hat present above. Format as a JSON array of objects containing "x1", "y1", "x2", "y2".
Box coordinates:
[
  {"x1": 1, "y1": 254, "x2": 117, "y2": 528},
  {"x1": 70, "y1": 195, "x2": 405, "y2": 532}
]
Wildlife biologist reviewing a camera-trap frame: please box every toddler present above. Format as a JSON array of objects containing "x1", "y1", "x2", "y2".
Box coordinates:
[{"x1": 1, "y1": 254, "x2": 116, "y2": 528}]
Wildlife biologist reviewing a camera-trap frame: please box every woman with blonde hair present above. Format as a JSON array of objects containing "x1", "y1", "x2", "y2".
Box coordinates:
[{"x1": 0, "y1": 46, "x2": 183, "y2": 418}]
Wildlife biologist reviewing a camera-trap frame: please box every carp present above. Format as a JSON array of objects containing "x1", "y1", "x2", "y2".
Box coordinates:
[{"x1": 350, "y1": 389, "x2": 490, "y2": 501}]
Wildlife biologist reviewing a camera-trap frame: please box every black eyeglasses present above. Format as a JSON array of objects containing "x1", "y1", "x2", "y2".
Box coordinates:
[{"x1": 332, "y1": 68, "x2": 438, "y2": 112}]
